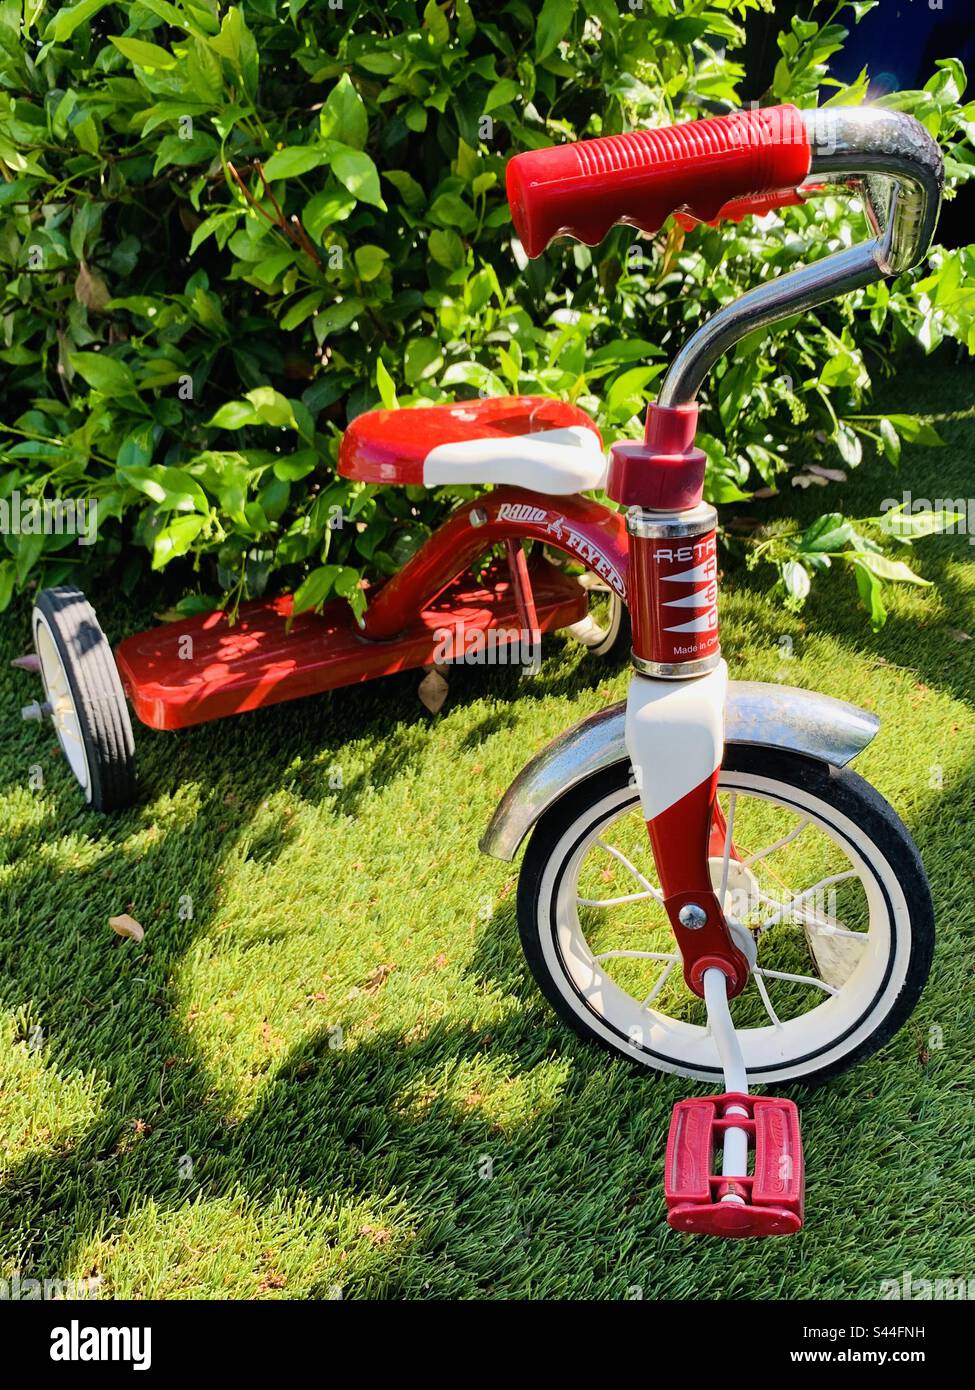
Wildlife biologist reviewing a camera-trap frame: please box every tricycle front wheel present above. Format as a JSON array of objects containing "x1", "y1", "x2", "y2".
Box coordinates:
[
  {"x1": 31, "y1": 585, "x2": 137, "y2": 813},
  {"x1": 517, "y1": 747, "x2": 933, "y2": 1086}
]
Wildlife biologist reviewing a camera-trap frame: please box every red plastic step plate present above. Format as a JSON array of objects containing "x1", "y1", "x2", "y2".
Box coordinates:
[{"x1": 665, "y1": 1093, "x2": 804, "y2": 1238}]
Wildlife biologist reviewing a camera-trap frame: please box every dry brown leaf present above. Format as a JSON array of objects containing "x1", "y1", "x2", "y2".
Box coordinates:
[
  {"x1": 363, "y1": 962, "x2": 395, "y2": 994},
  {"x1": 109, "y1": 913, "x2": 144, "y2": 942},
  {"x1": 75, "y1": 262, "x2": 110, "y2": 312},
  {"x1": 418, "y1": 666, "x2": 448, "y2": 715},
  {"x1": 359, "y1": 1224, "x2": 393, "y2": 1246}
]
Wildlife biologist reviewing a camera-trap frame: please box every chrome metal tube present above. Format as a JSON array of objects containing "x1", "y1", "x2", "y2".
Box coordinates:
[
  {"x1": 802, "y1": 106, "x2": 943, "y2": 273},
  {"x1": 657, "y1": 107, "x2": 944, "y2": 407}
]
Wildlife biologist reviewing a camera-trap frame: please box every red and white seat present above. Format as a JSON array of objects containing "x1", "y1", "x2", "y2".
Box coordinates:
[{"x1": 338, "y1": 395, "x2": 606, "y2": 495}]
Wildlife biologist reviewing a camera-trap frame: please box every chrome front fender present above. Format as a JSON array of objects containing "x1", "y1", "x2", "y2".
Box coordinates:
[{"x1": 480, "y1": 681, "x2": 879, "y2": 862}]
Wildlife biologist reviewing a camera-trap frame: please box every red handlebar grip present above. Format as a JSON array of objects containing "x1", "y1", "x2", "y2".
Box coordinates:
[{"x1": 506, "y1": 105, "x2": 811, "y2": 258}]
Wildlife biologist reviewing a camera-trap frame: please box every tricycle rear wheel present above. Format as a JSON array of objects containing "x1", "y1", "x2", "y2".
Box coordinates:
[{"x1": 32, "y1": 585, "x2": 137, "y2": 813}]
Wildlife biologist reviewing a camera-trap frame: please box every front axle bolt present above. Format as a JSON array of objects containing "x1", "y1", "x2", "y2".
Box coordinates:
[{"x1": 678, "y1": 903, "x2": 707, "y2": 930}]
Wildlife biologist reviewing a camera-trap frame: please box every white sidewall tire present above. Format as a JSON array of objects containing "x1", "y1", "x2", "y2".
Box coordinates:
[{"x1": 517, "y1": 749, "x2": 934, "y2": 1086}]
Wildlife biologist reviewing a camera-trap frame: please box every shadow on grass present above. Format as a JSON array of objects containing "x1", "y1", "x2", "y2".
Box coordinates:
[{"x1": 0, "y1": 718, "x2": 971, "y2": 1295}]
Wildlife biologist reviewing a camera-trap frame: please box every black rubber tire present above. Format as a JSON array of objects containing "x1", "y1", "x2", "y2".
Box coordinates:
[
  {"x1": 517, "y1": 746, "x2": 935, "y2": 1087},
  {"x1": 32, "y1": 585, "x2": 137, "y2": 813}
]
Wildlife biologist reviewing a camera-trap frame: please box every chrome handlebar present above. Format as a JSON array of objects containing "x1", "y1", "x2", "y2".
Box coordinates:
[{"x1": 657, "y1": 107, "x2": 944, "y2": 407}]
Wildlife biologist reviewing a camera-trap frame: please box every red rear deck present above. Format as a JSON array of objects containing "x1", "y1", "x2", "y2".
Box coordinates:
[{"x1": 116, "y1": 559, "x2": 586, "y2": 730}]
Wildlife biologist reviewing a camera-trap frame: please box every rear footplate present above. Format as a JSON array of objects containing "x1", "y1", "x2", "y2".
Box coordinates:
[
  {"x1": 115, "y1": 557, "x2": 585, "y2": 730},
  {"x1": 665, "y1": 1093, "x2": 804, "y2": 1237}
]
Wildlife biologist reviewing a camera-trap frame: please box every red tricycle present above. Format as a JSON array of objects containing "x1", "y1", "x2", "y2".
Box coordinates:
[{"x1": 21, "y1": 102, "x2": 940, "y2": 1238}]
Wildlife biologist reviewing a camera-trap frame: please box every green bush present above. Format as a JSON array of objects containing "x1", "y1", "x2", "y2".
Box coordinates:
[{"x1": 1, "y1": 0, "x2": 974, "y2": 624}]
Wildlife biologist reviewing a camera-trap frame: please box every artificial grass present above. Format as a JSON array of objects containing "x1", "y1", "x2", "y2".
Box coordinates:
[{"x1": 0, "y1": 350, "x2": 972, "y2": 1300}]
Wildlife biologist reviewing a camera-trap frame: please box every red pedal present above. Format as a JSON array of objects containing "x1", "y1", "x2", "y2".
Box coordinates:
[{"x1": 664, "y1": 1093, "x2": 804, "y2": 1237}]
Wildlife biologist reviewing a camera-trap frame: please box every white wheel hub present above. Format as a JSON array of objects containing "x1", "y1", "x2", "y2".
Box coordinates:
[{"x1": 32, "y1": 611, "x2": 92, "y2": 798}]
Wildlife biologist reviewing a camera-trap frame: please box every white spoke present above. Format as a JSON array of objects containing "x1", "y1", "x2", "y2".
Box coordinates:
[
  {"x1": 804, "y1": 918, "x2": 867, "y2": 942},
  {"x1": 718, "y1": 792, "x2": 737, "y2": 907},
  {"x1": 594, "y1": 839, "x2": 662, "y2": 901},
  {"x1": 758, "y1": 870, "x2": 858, "y2": 932},
  {"x1": 740, "y1": 817, "x2": 810, "y2": 868},
  {"x1": 578, "y1": 890, "x2": 657, "y2": 907},
  {"x1": 754, "y1": 966, "x2": 838, "y2": 996},
  {"x1": 594, "y1": 949, "x2": 677, "y2": 964},
  {"x1": 755, "y1": 889, "x2": 865, "y2": 940},
  {"x1": 641, "y1": 958, "x2": 677, "y2": 1009},
  {"x1": 752, "y1": 969, "x2": 782, "y2": 1027}
]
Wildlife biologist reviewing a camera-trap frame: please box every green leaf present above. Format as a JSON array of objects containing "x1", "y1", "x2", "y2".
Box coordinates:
[
  {"x1": 330, "y1": 146, "x2": 385, "y2": 209},
  {"x1": 456, "y1": 0, "x2": 476, "y2": 43},
  {"x1": 45, "y1": 0, "x2": 111, "y2": 42},
  {"x1": 292, "y1": 564, "x2": 338, "y2": 614},
  {"x1": 428, "y1": 192, "x2": 477, "y2": 235},
  {"x1": 303, "y1": 185, "x2": 357, "y2": 240},
  {"x1": 280, "y1": 291, "x2": 326, "y2": 330},
  {"x1": 262, "y1": 146, "x2": 328, "y2": 180},
  {"x1": 0, "y1": 559, "x2": 16, "y2": 613},
  {"x1": 835, "y1": 421, "x2": 863, "y2": 468},
  {"x1": 273, "y1": 451, "x2": 318, "y2": 482},
  {"x1": 120, "y1": 465, "x2": 209, "y2": 514},
  {"x1": 535, "y1": 0, "x2": 578, "y2": 61},
  {"x1": 319, "y1": 74, "x2": 369, "y2": 150},
  {"x1": 109, "y1": 37, "x2": 177, "y2": 69},
  {"x1": 484, "y1": 79, "x2": 519, "y2": 113},
  {"x1": 383, "y1": 169, "x2": 425, "y2": 212},
  {"x1": 882, "y1": 415, "x2": 945, "y2": 447},
  {"x1": 190, "y1": 209, "x2": 239, "y2": 255},
  {"x1": 70, "y1": 352, "x2": 136, "y2": 396},
  {"x1": 851, "y1": 552, "x2": 931, "y2": 585},
  {"x1": 605, "y1": 366, "x2": 661, "y2": 417},
  {"x1": 423, "y1": 0, "x2": 450, "y2": 46},
  {"x1": 853, "y1": 559, "x2": 887, "y2": 629},
  {"x1": 879, "y1": 506, "x2": 963, "y2": 541},
  {"x1": 879, "y1": 417, "x2": 901, "y2": 465},
  {"x1": 354, "y1": 245, "x2": 389, "y2": 282},
  {"x1": 404, "y1": 338, "x2": 444, "y2": 384},
  {"x1": 782, "y1": 559, "x2": 811, "y2": 602},
  {"x1": 246, "y1": 387, "x2": 296, "y2": 428},
  {"x1": 314, "y1": 298, "x2": 365, "y2": 336},
  {"x1": 376, "y1": 358, "x2": 398, "y2": 410},
  {"x1": 428, "y1": 228, "x2": 465, "y2": 269},
  {"x1": 797, "y1": 513, "x2": 855, "y2": 553},
  {"x1": 208, "y1": 401, "x2": 259, "y2": 430},
  {"x1": 152, "y1": 513, "x2": 207, "y2": 569}
]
